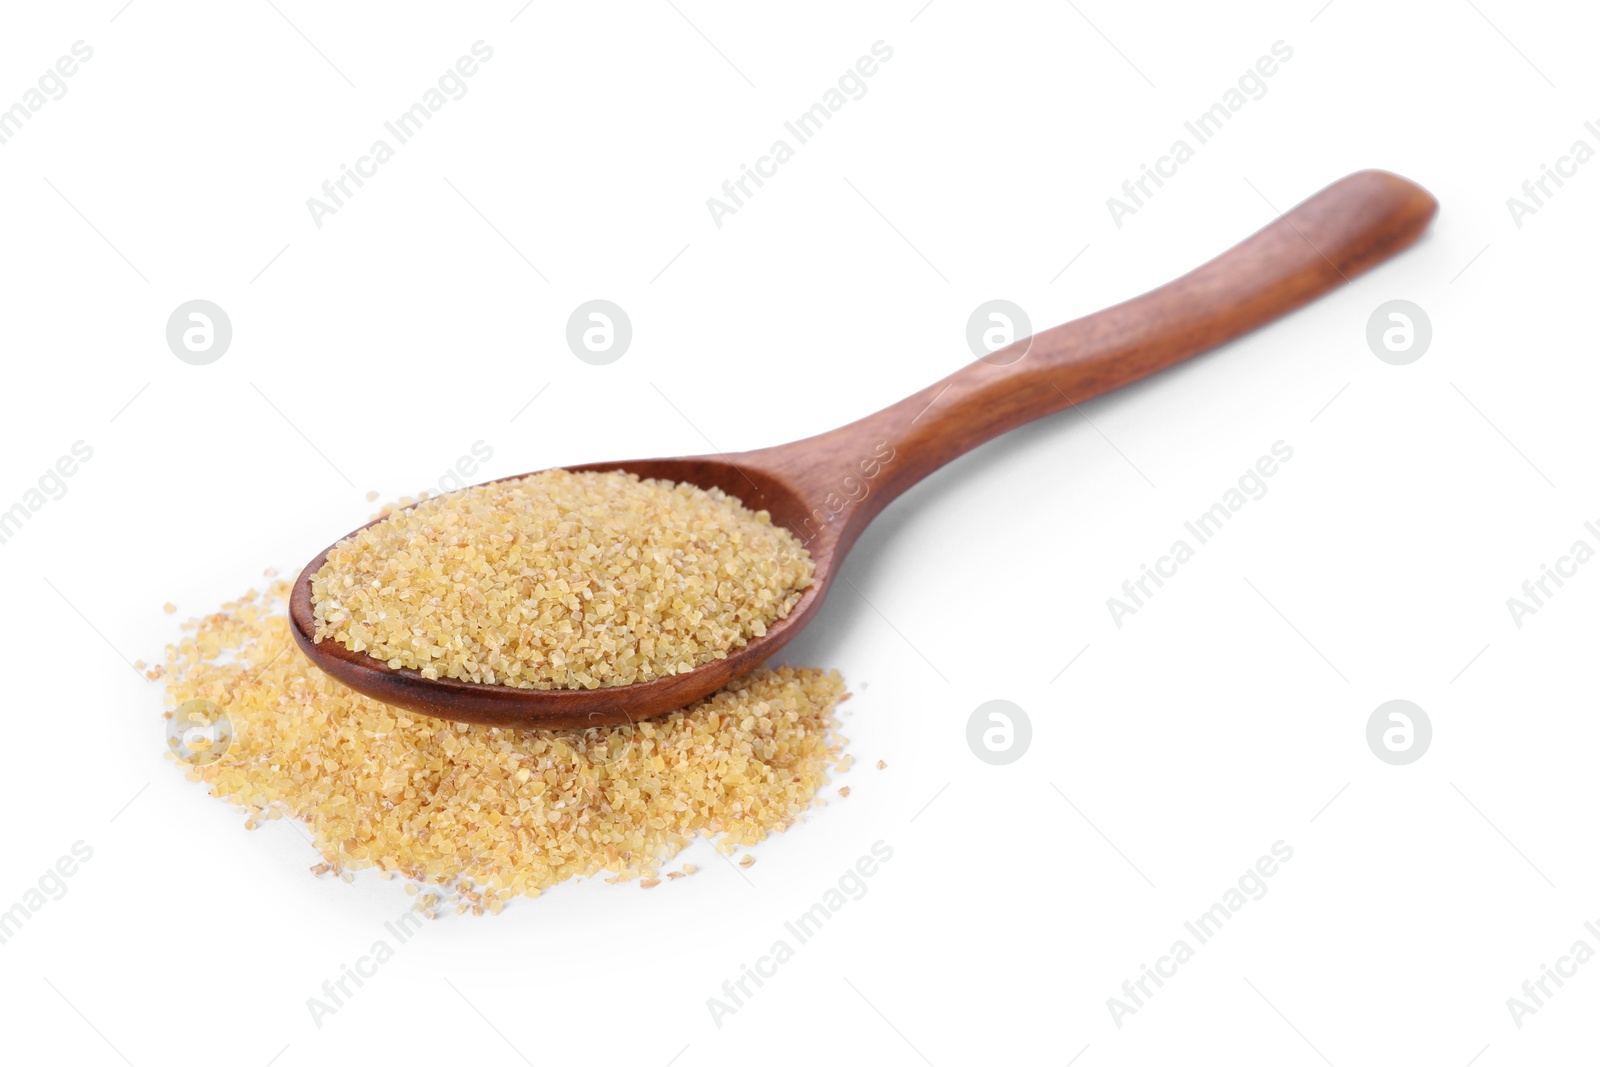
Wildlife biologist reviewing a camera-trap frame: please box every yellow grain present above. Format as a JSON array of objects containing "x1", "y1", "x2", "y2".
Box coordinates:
[
  {"x1": 162, "y1": 581, "x2": 847, "y2": 911},
  {"x1": 310, "y1": 469, "x2": 812, "y2": 690}
]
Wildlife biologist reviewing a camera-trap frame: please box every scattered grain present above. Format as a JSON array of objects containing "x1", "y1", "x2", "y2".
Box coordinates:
[
  {"x1": 738, "y1": 854, "x2": 755, "y2": 868},
  {"x1": 838, "y1": 786, "x2": 850, "y2": 798},
  {"x1": 162, "y1": 582, "x2": 848, "y2": 911},
  {"x1": 877, "y1": 760, "x2": 887, "y2": 770},
  {"x1": 163, "y1": 602, "x2": 177, "y2": 615}
]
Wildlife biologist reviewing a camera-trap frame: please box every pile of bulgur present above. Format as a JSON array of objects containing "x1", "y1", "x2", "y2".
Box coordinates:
[
  {"x1": 163, "y1": 582, "x2": 849, "y2": 914},
  {"x1": 310, "y1": 469, "x2": 813, "y2": 689}
]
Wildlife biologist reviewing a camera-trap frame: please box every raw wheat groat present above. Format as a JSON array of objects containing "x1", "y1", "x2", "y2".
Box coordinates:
[
  {"x1": 310, "y1": 469, "x2": 813, "y2": 689},
  {"x1": 164, "y1": 582, "x2": 849, "y2": 911}
]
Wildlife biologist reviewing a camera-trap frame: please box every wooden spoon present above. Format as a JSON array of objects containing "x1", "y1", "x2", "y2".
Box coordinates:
[{"x1": 291, "y1": 169, "x2": 1437, "y2": 729}]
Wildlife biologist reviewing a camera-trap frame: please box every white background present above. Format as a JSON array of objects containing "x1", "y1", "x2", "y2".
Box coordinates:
[{"x1": 1, "y1": 1, "x2": 1595, "y2": 1064}]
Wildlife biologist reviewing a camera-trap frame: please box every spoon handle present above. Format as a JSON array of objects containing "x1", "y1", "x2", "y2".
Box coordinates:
[{"x1": 754, "y1": 169, "x2": 1437, "y2": 553}]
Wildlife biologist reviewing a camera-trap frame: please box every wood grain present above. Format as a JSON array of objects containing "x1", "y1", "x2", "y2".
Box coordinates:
[{"x1": 290, "y1": 169, "x2": 1438, "y2": 728}]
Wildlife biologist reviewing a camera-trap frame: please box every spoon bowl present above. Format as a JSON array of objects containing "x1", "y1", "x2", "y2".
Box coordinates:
[
  {"x1": 291, "y1": 169, "x2": 1440, "y2": 729},
  {"x1": 290, "y1": 457, "x2": 840, "y2": 729}
]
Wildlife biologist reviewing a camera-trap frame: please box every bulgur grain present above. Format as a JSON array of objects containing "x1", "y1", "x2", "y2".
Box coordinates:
[
  {"x1": 309, "y1": 469, "x2": 813, "y2": 689},
  {"x1": 163, "y1": 602, "x2": 177, "y2": 614},
  {"x1": 162, "y1": 582, "x2": 848, "y2": 910}
]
